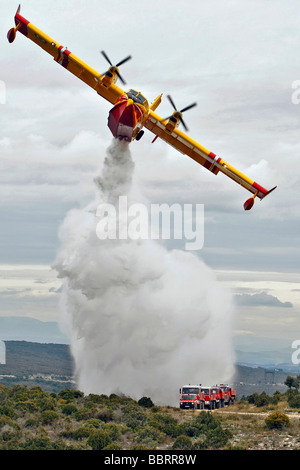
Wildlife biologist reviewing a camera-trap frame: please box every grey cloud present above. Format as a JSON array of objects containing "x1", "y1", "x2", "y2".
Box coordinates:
[{"x1": 234, "y1": 291, "x2": 293, "y2": 308}]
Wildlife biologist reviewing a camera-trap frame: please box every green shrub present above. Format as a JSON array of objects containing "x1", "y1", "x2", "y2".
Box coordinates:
[
  {"x1": 122, "y1": 405, "x2": 147, "y2": 429},
  {"x1": 205, "y1": 427, "x2": 231, "y2": 449},
  {"x1": 136, "y1": 425, "x2": 165, "y2": 446},
  {"x1": 172, "y1": 435, "x2": 193, "y2": 450},
  {"x1": 103, "y1": 423, "x2": 122, "y2": 441},
  {"x1": 87, "y1": 429, "x2": 112, "y2": 450},
  {"x1": 41, "y1": 410, "x2": 59, "y2": 425},
  {"x1": 255, "y1": 391, "x2": 270, "y2": 407},
  {"x1": 58, "y1": 389, "x2": 83, "y2": 401},
  {"x1": 24, "y1": 417, "x2": 39, "y2": 428},
  {"x1": 0, "y1": 415, "x2": 15, "y2": 429},
  {"x1": 75, "y1": 406, "x2": 96, "y2": 421},
  {"x1": 103, "y1": 443, "x2": 123, "y2": 450},
  {"x1": 0, "y1": 405, "x2": 16, "y2": 419},
  {"x1": 85, "y1": 418, "x2": 103, "y2": 428},
  {"x1": 138, "y1": 397, "x2": 154, "y2": 408},
  {"x1": 61, "y1": 403, "x2": 78, "y2": 416},
  {"x1": 72, "y1": 426, "x2": 92, "y2": 440},
  {"x1": 192, "y1": 438, "x2": 208, "y2": 450},
  {"x1": 265, "y1": 412, "x2": 290, "y2": 429},
  {"x1": 163, "y1": 422, "x2": 181, "y2": 438},
  {"x1": 96, "y1": 407, "x2": 113, "y2": 422},
  {"x1": 14, "y1": 400, "x2": 38, "y2": 413},
  {"x1": 287, "y1": 390, "x2": 300, "y2": 408},
  {"x1": 23, "y1": 436, "x2": 54, "y2": 450}
]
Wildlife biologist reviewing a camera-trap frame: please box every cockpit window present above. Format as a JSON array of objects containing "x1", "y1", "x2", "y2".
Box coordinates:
[{"x1": 127, "y1": 89, "x2": 146, "y2": 105}]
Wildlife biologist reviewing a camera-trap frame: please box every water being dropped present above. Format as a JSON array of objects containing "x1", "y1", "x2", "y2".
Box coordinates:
[{"x1": 53, "y1": 139, "x2": 235, "y2": 405}]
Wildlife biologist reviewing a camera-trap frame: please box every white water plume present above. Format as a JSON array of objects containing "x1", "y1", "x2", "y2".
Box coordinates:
[{"x1": 53, "y1": 139, "x2": 235, "y2": 405}]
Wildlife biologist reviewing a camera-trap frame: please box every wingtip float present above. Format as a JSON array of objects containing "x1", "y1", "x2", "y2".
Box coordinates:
[{"x1": 7, "y1": 5, "x2": 277, "y2": 211}]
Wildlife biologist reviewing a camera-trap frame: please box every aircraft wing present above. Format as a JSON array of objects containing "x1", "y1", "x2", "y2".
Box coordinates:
[
  {"x1": 8, "y1": 5, "x2": 125, "y2": 105},
  {"x1": 145, "y1": 109, "x2": 276, "y2": 209}
]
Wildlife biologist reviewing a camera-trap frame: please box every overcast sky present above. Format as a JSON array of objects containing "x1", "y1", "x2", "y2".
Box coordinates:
[{"x1": 1, "y1": 0, "x2": 300, "y2": 356}]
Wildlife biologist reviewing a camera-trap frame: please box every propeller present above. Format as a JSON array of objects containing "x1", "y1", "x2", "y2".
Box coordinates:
[
  {"x1": 101, "y1": 50, "x2": 132, "y2": 85},
  {"x1": 163, "y1": 95, "x2": 197, "y2": 132}
]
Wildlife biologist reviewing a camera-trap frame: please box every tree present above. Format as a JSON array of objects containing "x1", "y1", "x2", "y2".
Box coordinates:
[{"x1": 284, "y1": 376, "x2": 299, "y2": 390}]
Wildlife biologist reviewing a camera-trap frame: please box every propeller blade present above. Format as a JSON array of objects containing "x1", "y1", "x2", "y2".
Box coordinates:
[
  {"x1": 179, "y1": 115, "x2": 188, "y2": 132},
  {"x1": 116, "y1": 55, "x2": 132, "y2": 67},
  {"x1": 163, "y1": 95, "x2": 196, "y2": 131},
  {"x1": 167, "y1": 95, "x2": 177, "y2": 111},
  {"x1": 116, "y1": 70, "x2": 126, "y2": 85},
  {"x1": 101, "y1": 50, "x2": 112, "y2": 66},
  {"x1": 180, "y1": 102, "x2": 197, "y2": 113},
  {"x1": 160, "y1": 115, "x2": 173, "y2": 122}
]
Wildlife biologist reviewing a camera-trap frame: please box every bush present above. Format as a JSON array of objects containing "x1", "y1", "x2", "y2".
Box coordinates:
[
  {"x1": 23, "y1": 436, "x2": 54, "y2": 450},
  {"x1": 287, "y1": 390, "x2": 300, "y2": 408},
  {"x1": 103, "y1": 443, "x2": 123, "y2": 450},
  {"x1": 265, "y1": 411, "x2": 290, "y2": 430},
  {"x1": 136, "y1": 425, "x2": 165, "y2": 446},
  {"x1": 255, "y1": 391, "x2": 270, "y2": 407},
  {"x1": 58, "y1": 389, "x2": 83, "y2": 401},
  {"x1": 87, "y1": 429, "x2": 112, "y2": 450},
  {"x1": 61, "y1": 403, "x2": 78, "y2": 416},
  {"x1": 172, "y1": 435, "x2": 193, "y2": 450},
  {"x1": 103, "y1": 423, "x2": 122, "y2": 441},
  {"x1": 72, "y1": 426, "x2": 92, "y2": 440},
  {"x1": 41, "y1": 410, "x2": 59, "y2": 425},
  {"x1": 138, "y1": 397, "x2": 154, "y2": 408},
  {"x1": 96, "y1": 407, "x2": 113, "y2": 423},
  {"x1": 205, "y1": 427, "x2": 231, "y2": 449},
  {"x1": 24, "y1": 418, "x2": 39, "y2": 428},
  {"x1": 248, "y1": 391, "x2": 271, "y2": 407},
  {"x1": 0, "y1": 405, "x2": 17, "y2": 419}
]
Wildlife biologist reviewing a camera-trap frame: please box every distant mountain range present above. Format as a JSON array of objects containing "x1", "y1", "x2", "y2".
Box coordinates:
[
  {"x1": 0, "y1": 316, "x2": 299, "y2": 372},
  {"x1": 0, "y1": 316, "x2": 70, "y2": 344}
]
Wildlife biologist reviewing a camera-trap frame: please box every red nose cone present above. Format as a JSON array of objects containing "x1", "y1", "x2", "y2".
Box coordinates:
[
  {"x1": 108, "y1": 100, "x2": 135, "y2": 142},
  {"x1": 243, "y1": 197, "x2": 255, "y2": 211}
]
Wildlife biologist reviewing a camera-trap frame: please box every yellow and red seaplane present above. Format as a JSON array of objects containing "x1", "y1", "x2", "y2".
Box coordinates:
[{"x1": 7, "y1": 5, "x2": 276, "y2": 210}]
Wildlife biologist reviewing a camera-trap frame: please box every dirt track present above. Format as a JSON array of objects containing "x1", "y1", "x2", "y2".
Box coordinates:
[{"x1": 213, "y1": 409, "x2": 300, "y2": 419}]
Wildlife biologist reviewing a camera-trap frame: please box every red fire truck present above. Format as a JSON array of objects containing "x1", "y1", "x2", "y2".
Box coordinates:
[
  {"x1": 179, "y1": 385, "x2": 202, "y2": 409},
  {"x1": 218, "y1": 384, "x2": 236, "y2": 405},
  {"x1": 179, "y1": 383, "x2": 236, "y2": 409},
  {"x1": 200, "y1": 386, "x2": 219, "y2": 409}
]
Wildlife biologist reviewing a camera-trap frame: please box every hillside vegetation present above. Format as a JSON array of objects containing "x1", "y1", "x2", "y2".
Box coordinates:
[{"x1": 0, "y1": 383, "x2": 300, "y2": 450}]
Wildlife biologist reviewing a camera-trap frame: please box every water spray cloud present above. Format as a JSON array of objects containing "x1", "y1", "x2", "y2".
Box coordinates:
[{"x1": 53, "y1": 140, "x2": 235, "y2": 405}]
